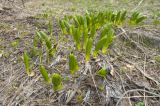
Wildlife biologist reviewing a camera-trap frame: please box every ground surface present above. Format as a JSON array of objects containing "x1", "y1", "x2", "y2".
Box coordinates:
[{"x1": 0, "y1": 0, "x2": 160, "y2": 106}]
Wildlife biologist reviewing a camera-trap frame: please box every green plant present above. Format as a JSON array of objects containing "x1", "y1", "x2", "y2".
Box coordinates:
[
  {"x1": 52, "y1": 73, "x2": 62, "y2": 91},
  {"x1": 82, "y1": 17, "x2": 88, "y2": 50},
  {"x1": 114, "y1": 10, "x2": 127, "y2": 25},
  {"x1": 93, "y1": 36, "x2": 107, "y2": 57},
  {"x1": 59, "y1": 20, "x2": 70, "y2": 34},
  {"x1": 72, "y1": 27, "x2": 81, "y2": 50},
  {"x1": 69, "y1": 53, "x2": 79, "y2": 74},
  {"x1": 154, "y1": 55, "x2": 160, "y2": 62},
  {"x1": 102, "y1": 28, "x2": 114, "y2": 53},
  {"x1": 11, "y1": 40, "x2": 19, "y2": 47},
  {"x1": 129, "y1": 11, "x2": 146, "y2": 25},
  {"x1": 99, "y1": 24, "x2": 112, "y2": 40},
  {"x1": 39, "y1": 65, "x2": 51, "y2": 83},
  {"x1": 93, "y1": 25, "x2": 114, "y2": 56},
  {"x1": 136, "y1": 102, "x2": 144, "y2": 106},
  {"x1": 90, "y1": 24, "x2": 96, "y2": 38},
  {"x1": 105, "y1": 10, "x2": 113, "y2": 23},
  {"x1": 23, "y1": 51, "x2": 34, "y2": 76},
  {"x1": 31, "y1": 36, "x2": 40, "y2": 57},
  {"x1": 73, "y1": 15, "x2": 81, "y2": 27},
  {"x1": 85, "y1": 38, "x2": 93, "y2": 60},
  {"x1": 96, "y1": 68, "x2": 107, "y2": 77},
  {"x1": 36, "y1": 31, "x2": 56, "y2": 62},
  {"x1": 59, "y1": 20, "x2": 66, "y2": 34},
  {"x1": 76, "y1": 94, "x2": 82, "y2": 102}
]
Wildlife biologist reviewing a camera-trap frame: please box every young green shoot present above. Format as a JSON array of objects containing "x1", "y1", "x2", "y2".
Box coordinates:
[
  {"x1": 85, "y1": 38, "x2": 93, "y2": 60},
  {"x1": 37, "y1": 31, "x2": 55, "y2": 62},
  {"x1": 39, "y1": 65, "x2": 51, "y2": 83},
  {"x1": 82, "y1": 17, "x2": 88, "y2": 50},
  {"x1": 23, "y1": 51, "x2": 34, "y2": 76},
  {"x1": 59, "y1": 20, "x2": 68, "y2": 34},
  {"x1": 52, "y1": 73, "x2": 62, "y2": 91},
  {"x1": 72, "y1": 27, "x2": 81, "y2": 50},
  {"x1": 90, "y1": 24, "x2": 96, "y2": 39},
  {"x1": 31, "y1": 36, "x2": 40, "y2": 57},
  {"x1": 99, "y1": 24, "x2": 112, "y2": 40},
  {"x1": 69, "y1": 53, "x2": 79, "y2": 74},
  {"x1": 129, "y1": 11, "x2": 146, "y2": 25},
  {"x1": 102, "y1": 28, "x2": 114, "y2": 54},
  {"x1": 96, "y1": 68, "x2": 107, "y2": 77},
  {"x1": 93, "y1": 36, "x2": 108, "y2": 57}
]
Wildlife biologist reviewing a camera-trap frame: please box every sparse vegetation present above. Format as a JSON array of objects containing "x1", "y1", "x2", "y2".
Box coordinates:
[{"x1": 1, "y1": 0, "x2": 160, "y2": 106}]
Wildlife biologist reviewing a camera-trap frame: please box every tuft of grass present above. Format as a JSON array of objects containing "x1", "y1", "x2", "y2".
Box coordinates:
[
  {"x1": 69, "y1": 53, "x2": 79, "y2": 74},
  {"x1": 52, "y1": 73, "x2": 62, "y2": 91}
]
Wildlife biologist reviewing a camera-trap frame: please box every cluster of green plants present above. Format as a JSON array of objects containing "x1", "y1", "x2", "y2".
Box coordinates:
[
  {"x1": 59, "y1": 11, "x2": 116, "y2": 60},
  {"x1": 22, "y1": 10, "x2": 146, "y2": 92}
]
